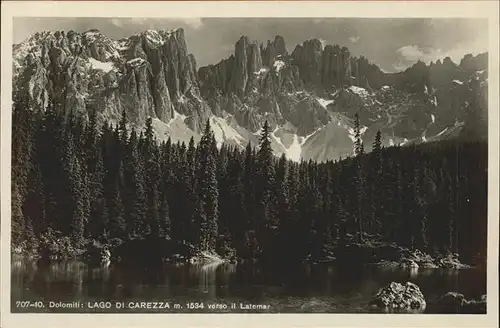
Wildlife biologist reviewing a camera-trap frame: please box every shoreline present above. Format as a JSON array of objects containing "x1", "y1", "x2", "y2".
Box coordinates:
[
  {"x1": 11, "y1": 251, "x2": 480, "y2": 271},
  {"x1": 11, "y1": 233, "x2": 483, "y2": 270}
]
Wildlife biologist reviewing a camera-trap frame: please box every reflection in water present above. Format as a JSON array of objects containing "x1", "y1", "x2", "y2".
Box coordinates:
[
  {"x1": 187, "y1": 261, "x2": 237, "y2": 299},
  {"x1": 11, "y1": 258, "x2": 486, "y2": 313},
  {"x1": 200, "y1": 262, "x2": 218, "y2": 298}
]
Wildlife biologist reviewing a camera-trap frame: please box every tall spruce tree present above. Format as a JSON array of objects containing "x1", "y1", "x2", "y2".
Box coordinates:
[
  {"x1": 10, "y1": 97, "x2": 489, "y2": 267},
  {"x1": 257, "y1": 121, "x2": 276, "y2": 228},
  {"x1": 11, "y1": 100, "x2": 34, "y2": 247},
  {"x1": 143, "y1": 117, "x2": 162, "y2": 239},
  {"x1": 370, "y1": 130, "x2": 383, "y2": 234},
  {"x1": 353, "y1": 114, "x2": 365, "y2": 242},
  {"x1": 107, "y1": 161, "x2": 126, "y2": 240},
  {"x1": 85, "y1": 109, "x2": 107, "y2": 240},
  {"x1": 243, "y1": 142, "x2": 256, "y2": 231},
  {"x1": 123, "y1": 128, "x2": 148, "y2": 239},
  {"x1": 354, "y1": 113, "x2": 364, "y2": 156},
  {"x1": 62, "y1": 129, "x2": 90, "y2": 249},
  {"x1": 255, "y1": 121, "x2": 277, "y2": 260},
  {"x1": 196, "y1": 120, "x2": 219, "y2": 251}
]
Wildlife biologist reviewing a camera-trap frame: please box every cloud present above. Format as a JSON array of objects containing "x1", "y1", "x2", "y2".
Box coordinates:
[
  {"x1": 348, "y1": 36, "x2": 360, "y2": 44},
  {"x1": 391, "y1": 61, "x2": 411, "y2": 72},
  {"x1": 178, "y1": 18, "x2": 204, "y2": 29},
  {"x1": 111, "y1": 18, "x2": 124, "y2": 27},
  {"x1": 392, "y1": 45, "x2": 439, "y2": 71},
  {"x1": 396, "y1": 45, "x2": 437, "y2": 62},
  {"x1": 394, "y1": 42, "x2": 487, "y2": 71},
  {"x1": 109, "y1": 17, "x2": 203, "y2": 30}
]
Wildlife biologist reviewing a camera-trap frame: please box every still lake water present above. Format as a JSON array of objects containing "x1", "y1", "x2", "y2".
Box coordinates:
[{"x1": 11, "y1": 258, "x2": 486, "y2": 313}]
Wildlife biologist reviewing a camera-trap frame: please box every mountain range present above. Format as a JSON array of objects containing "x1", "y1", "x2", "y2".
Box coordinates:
[{"x1": 12, "y1": 28, "x2": 488, "y2": 162}]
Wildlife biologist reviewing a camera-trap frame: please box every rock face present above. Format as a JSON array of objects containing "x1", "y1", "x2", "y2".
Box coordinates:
[
  {"x1": 13, "y1": 29, "x2": 488, "y2": 162},
  {"x1": 436, "y1": 292, "x2": 486, "y2": 314},
  {"x1": 13, "y1": 28, "x2": 211, "y2": 134},
  {"x1": 371, "y1": 282, "x2": 426, "y2": 312}
]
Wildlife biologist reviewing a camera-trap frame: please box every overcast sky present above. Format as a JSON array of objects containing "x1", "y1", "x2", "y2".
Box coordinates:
[{"x1": 13, "y1": 17, "x2": 488, "y2": 73}]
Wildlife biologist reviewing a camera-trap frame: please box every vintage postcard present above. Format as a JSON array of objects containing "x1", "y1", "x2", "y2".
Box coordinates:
[{"x1": 1, "y1": 1, "x2": 499, "y2": 327}]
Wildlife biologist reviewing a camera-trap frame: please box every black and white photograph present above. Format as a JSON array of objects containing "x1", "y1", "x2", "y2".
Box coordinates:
[{"x1": 1, "y1": 1, "x2": 499, "y2": 327}]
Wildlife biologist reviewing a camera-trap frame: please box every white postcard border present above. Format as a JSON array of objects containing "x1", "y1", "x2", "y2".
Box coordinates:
[{"x1": 1, "y1": 1, "x2": 498, "y2": 327}]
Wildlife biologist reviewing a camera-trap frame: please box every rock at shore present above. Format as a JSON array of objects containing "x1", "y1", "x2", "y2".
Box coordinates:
[
  {"x1": 436, "y1": 292, "x2": 486, "y2": 314},
  {"x1": 437, "y1": 254, "x2": 472, "y2": 269},
  {"x1": 370, "y1": 281, "x2": 426, "y2": 312},
  {"x1": 340, "y1": 236, "x2": 472, "y2": 269},
  {"x1": 399, "y1": 259, "x2": 419, "y2": 269},
  {"x1": 189, "y1": 250, "x2": 225, "y2": 265}
]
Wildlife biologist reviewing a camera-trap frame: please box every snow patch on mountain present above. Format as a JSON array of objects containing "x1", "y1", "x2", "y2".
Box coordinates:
[
  {"x1": 284, "y1": 134, "x2": 302, "y2": 162},
  {"x1": 271, "y1": 128, "x2": 287, "y2": 151},
  {"x1": 127, "y1": 58, "x2": 147, "y2": 68},
  {"x1": 316, "y1": 97, "x2": 334, "y2": 109},
  {"x1": 116, "y1": 40, "x2": 129, "y2": 51},
  {"x1": 152, "y1": 116, "x2": 199, "y2": 145},
  {"x1": 167, "y1": 110, "x2": 187, "y2": 127},
  {"x1": 347, "y1": 132, "x2": 356, "y2": 143},
  {"x1": 178, "y1": 95, "x2": 190, "y2": 104},
  {"x1": 288, "y1": 91, "x2": 306, "y2": 96},
  {"x1": 211, "y1": 116, "x2": 245, "y2": 148},
  {"x1": 431, "y1": 114, "x2": 435, "y2": 124},
  {"x1": 254, "y1": 68, "x2": 268, "y2": 75},
  {"x1": 88, "y1": 58, "x2": 115, "y2": 72},
  {"x1": 422, "y1": 130, "x2": 427, "y2": 142},
  {"x1": 145, "y1": 30, "x2": 165, "y2": 46},
  {"x1": 437, "y1": 127, "x2": 448, "y2": 137},
  {"x1": 273, "y1": 60, "x2": 285, "y2": 72},
  {"x1": 347, "y1": 126, "x2": 368, "y2": 143},
  {"x1": 272, "y1": 127, "x2": 321, "y2": 162},
  {"x1": 432, "y1": 96, "x2": 438, "y2": 107},
  {"x1": 453, "y1": 80, "x2": 464, "y2": 85},
  {"x1": 348, "y1": 86, "x2": 371, "y2": 98},
  {"x1": 83, "y1": 30, "x2": 101, "y2": 43}
]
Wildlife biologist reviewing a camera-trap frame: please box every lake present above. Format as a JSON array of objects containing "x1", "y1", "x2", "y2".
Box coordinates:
[{"x1": 11, "y1": 258, "x2": 486, "y2": 313}]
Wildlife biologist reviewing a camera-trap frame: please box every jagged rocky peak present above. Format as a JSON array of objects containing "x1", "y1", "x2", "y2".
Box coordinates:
[
  {"x1": 13, "y1": 27, "x2": 212, "y2": 133},
  {"x1": 261, "y1": 35, "x2": 288, "y2": 66},
  {"x1": 442, "y1": 56, "x2": 457, "y2": 68},
  {"x1": 460, "y1": 53, "x2": 488, "y2": 72},
  {"x1": 13, "y1": 27, "x2": 489, "y2": 162}
]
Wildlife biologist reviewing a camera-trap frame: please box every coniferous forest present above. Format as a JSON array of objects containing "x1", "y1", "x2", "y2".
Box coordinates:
[{"x1": 11, "y1": 100, "x2": 488, "y2": 267}]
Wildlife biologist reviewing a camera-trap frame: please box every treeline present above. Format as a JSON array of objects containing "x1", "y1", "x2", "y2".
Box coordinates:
[{"x1": 12, "y1": 103, "x2": 487, "y2": 264}]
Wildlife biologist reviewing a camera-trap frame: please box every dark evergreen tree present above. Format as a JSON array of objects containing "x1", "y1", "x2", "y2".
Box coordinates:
[
  {"x1": 84, "y1": 109, "x2": 107, "y2": 240},
  {"x1": 370, "y1": 130, "x2": 383, "y2": 234},
  {"x1": 107, "y1": 161, "x2": 126, "y2": 240},
  {"x1": 11, "y1": 100, "x2": 34, "y2": 247},
  {"x1": 354, "y1": 113, "x2": 364, "y2": 156},
  {"x1": 62, "y1": 127, "x2": 90, "y2": 249},
  {"x1": 123, "y1": 128, "x2": 148, "y2": 239},
  {"x1": 196, "y1": 120, "x2": 219, "y2": 251},
  {"x1": 142, "y1": 117, "x2": 162, "y2": 239},
  {"x1": 255, "y1": 121, "x2": 277, "y2": 261},
  {"x1": 11, "y1": 98, "x2": 488, "y2": 267}
]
